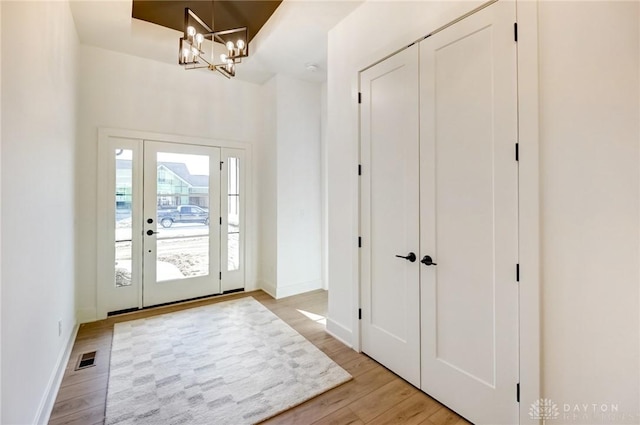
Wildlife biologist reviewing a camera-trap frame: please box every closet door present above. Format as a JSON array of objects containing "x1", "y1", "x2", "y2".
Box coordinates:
[
  {"x1": 360, "y1": 44, "x2": 421, "y2": 387},
  {"x1": 419, "y1": 1, "x2": 519, "y2": 424}
]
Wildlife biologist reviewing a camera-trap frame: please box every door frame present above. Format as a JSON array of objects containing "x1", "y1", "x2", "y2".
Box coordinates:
[
  {"x1": 355, "y1": 1, "x2": 541, "y2": 423},
  {"x1": 96, "y1": 127, "x2": 253, "y2": 320}
]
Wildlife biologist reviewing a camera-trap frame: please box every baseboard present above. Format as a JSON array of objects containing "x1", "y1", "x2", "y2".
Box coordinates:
[
  {"x1": 34, "y1": 322, "x2": 79, "y2": 425},
  {"x1": 258, "y1": 279, "x2": 277, "y2": 298},
  {"x1": 276, "y1": 279, "x2": 323, "y2": 299},
  {"x1": 326, "y1": 317, "x2": 353, "y2": 348}
]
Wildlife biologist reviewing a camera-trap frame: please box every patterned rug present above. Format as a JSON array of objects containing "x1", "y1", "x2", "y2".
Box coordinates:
[{"x1": 105, "y1": 297, "x2": 352, "y2": 425}]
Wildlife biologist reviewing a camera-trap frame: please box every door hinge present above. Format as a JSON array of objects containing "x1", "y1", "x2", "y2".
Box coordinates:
[
  {"x1": 514, "y1": 22, "x2": 518, "y2": 42},
  {"x1": 358, "y1": 237, "x2": 362, "y2": 248},
  {"x1": 358, "y1": 92, "x2": 362, "y2": 104},
  {"x1": 358, "y1": 164, "x2": 362, "y2": 176},
  {"x1": 219, "y1": 217, "x2": 222, "y2": 225},
  {"x1": 516, "y1": 383, "x2": 520, "y2": 402},
  {"x1": 219, "y1": 271, "x2": 222, "y2": 280},
  {"x1": 358, "y1": 308, "x2": 362, "y2": 320},
  {"x1": 515, "y1": 143, "x2": 519, "y2": 161},
  {"x1": 516, "y1": 263, "x2": 520, "y2": 282},
  {"x1": 220, "y1": 161, "x2": 224, "y2": 170}
]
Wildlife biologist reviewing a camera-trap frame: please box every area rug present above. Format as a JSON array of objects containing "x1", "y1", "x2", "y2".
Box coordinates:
[{"x1": 105, "y1": 297, "x2": 352, "y2": 425}]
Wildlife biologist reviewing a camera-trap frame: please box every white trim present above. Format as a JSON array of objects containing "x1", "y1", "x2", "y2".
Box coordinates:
[
  {"x1": 516, "y1": 1, "x2": 542, "y2": 422},
  {"x1": 326, "y1": 318, "x2": 354, "y2": 349},
  {"x1": 34, "y1": 323, "x2": 79, "y2": 425},
  {"x1": 276, "y1": 279, "x2": 323, "y2": 299},
  {"x1": 352, "y1": 59, "x2": 363, "y2": 354},
  {"x1": 98, "y1": 128, "x2": 251, "y2": 151}
]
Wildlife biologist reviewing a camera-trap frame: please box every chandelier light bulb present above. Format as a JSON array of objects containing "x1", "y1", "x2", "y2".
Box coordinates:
[
  {"x1": 226, "y1": 41, "x2": 235, "y2": 55},
  {"x1": 195, "y1": 33, "x2": 204, "y2": 49},
  {"x1": 237, "y1": 39, "x2": 245, "y2": 51},
  {"x1": 186, "y1": 26, "x2": 196, "y2": 40},
  {"x1": 220, "y1": 54, "x2": 228, "y2": 63},
  {"x1": 182, "y1": 48, "x2": 190, "y2": 63}
]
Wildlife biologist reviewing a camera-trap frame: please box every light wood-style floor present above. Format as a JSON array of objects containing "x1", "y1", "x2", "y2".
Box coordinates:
[{"x1": 49, "y1": 290, "x2": 469, "y2": 425}]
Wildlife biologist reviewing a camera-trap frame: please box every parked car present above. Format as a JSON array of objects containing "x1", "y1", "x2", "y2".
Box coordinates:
[{"x1": 157, "y1": 205, "x2": 209, "y2": 228}]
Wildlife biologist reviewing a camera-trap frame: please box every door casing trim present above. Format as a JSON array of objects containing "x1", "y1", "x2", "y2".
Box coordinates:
[{"x1": 95, "y1": 127, "x2": 253, "y2": 320}]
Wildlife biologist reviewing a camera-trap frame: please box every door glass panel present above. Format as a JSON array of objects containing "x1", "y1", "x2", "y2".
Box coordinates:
[
  {"x1": 227, "y1": 157, "x2": 240, "y2": 271},
  {"x1": 155, "y1": 152, "x2": 210, "y2": 281},
  {"x1": 115, "y1": 149, "x2": 133, "y2": 287}
]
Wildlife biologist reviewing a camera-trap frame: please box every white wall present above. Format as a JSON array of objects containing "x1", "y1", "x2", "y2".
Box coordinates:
[
  {"x1": 320, "y1": 81, "x2": 328, "y2": 290},
  {"x1": 258, "y1": 75, "x2": 323, "y2": 298},
  {"x1": 275, "y1": 75, "x2": 322, "y2": 297},
  {"x1": 257, "y1": 77, "x2": 278, "y2": 292},
  {"x1": 1, "y1": 1, "x2": 79, "y2": 423},
  {"x1": 76, "y1": 46, "x2": 264, "y2": 321},
  {"x1": 538, "y1": 2, "x2": 639, "y2": 421},
  {"x1": 327, "y1": 0, "x2": 640, "y2": 420}
]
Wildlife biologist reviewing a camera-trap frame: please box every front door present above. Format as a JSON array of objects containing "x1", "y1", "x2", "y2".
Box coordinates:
[
  {"x1": 359, "y1": 44, "x2": 421, "y2": 387},
  {"x1": 142, "y1": 141, "x2": 221, "y2": 307},
  {"x1": 419, "y1": 2, "x2": 519, "y2": 423},
  {"x1": 98, "y1": 136, "x2": 245, "y2": 316}
]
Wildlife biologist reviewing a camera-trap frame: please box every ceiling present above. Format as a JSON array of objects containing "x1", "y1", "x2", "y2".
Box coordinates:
[
  {"x1": 69, "y1": 0, "x2": 363, "y2": 84},
  {"x1": 131, "y1": 0, "x2": 282, "y2": 43}
]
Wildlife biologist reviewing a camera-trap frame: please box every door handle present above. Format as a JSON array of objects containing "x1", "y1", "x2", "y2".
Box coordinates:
[
  {"x1": 395, "y1": 252, "x2": 417, "y2": 262},
  {"x1": 420, "y1": 255, "x2": 437, "y2": 266},
  {"x1": 146, "y1": 229, "x2": 159, "y2": 236}
]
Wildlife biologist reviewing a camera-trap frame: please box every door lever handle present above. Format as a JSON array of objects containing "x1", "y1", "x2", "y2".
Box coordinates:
[
  {"x1": 420, "y1": 255, "x2": 437, "y2": 266},
  {"x1": 395, "y1": 252, "x2": 417, "y2": 262},
  {"x1": 146, "y1": 229, "x2": 159, "y2": 236}
]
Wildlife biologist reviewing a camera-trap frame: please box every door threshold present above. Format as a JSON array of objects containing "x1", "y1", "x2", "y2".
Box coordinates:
[{"x1": 107, "y1": 289, "x2": 248, "y2": 317}]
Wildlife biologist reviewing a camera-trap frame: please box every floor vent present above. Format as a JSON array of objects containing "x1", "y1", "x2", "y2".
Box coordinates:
[{"x1": 75, "y1": 351, "x2": 97, "y2": 370}]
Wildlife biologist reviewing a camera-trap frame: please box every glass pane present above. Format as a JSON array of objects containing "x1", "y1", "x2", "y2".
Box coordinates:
[
  {"x1": 115, "y1": 149, "x2": 133, "y2": 287},
  {"x1": 155, "y1": 152, "x2": 210, "y2": 281},
  {"x1": 227, "y1": 157, "x2": 240, "y2": 271},
  {"x1": 157, "y1": 236, "x2": 210, "y2": 280},
  {"x1": 228, "y1": 233, "x2": 239, "y2": 271}
]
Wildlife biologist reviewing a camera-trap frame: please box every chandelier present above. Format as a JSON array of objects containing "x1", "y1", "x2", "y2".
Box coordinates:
[{"x1": 178, "y1": 7, "x2": 248, "y2": 78}]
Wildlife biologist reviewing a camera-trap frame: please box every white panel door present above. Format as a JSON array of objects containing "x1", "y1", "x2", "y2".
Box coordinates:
[
  {"x1": 360, "y1": 44, "x2": 421, "y2": 387},
  {"x1": 419, "y1": 2, "x2": 519, "y2": 424},
  {"x1": 143, "y1": 141, "x2": 222, "y2": 307}
]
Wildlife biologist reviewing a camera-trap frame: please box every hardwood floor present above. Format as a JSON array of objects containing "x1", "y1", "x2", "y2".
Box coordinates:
[{"x1": 49, "y1": 290, "x2": 469, "y2": 425}]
